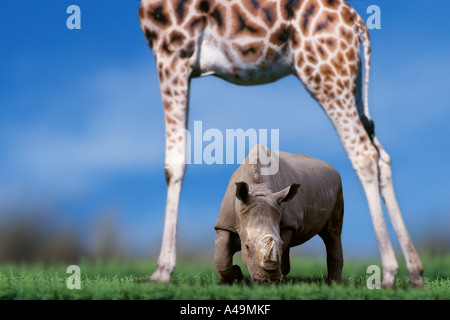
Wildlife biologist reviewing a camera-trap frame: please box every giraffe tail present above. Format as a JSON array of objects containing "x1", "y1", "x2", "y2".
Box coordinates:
[{"x1": 356, "y1": 14, "x2": 375, "y2": 140}]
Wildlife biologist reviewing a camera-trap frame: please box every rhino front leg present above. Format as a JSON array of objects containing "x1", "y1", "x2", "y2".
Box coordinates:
[
  {"x1": 280, "y1": 229, "x2": 293, "y2": 276},
  {"x1": 281, "y1": 247, "x2": 290, "y2": 276},
  {"x1": 215, "y1": 229, "x2": 244, "y2": 285}
]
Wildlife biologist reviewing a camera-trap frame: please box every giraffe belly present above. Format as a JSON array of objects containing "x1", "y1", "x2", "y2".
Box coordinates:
[{"x1": 196, "y1": 39, "x2": 293, "y2": 86}]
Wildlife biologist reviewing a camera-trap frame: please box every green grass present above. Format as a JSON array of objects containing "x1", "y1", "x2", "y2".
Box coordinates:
[{"x1": 0, "y1": 254, "x2": 449, "y2": 300}]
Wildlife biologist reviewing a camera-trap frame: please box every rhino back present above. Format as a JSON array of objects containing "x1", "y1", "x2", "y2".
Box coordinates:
[
  {"x1": 214, "y1": 149, "x2": 342, "y2": 236},
  {"x1": 278, "y1": 152, "x2": 343, "y2": 244}
]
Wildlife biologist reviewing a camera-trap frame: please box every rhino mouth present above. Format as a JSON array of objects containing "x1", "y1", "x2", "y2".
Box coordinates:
[
  {"x1": 252, "y1": 273, "x2": 281, "y2": 283},
  {"x1": 251, "y1": 267, "x2": 281, "y2": 283}
]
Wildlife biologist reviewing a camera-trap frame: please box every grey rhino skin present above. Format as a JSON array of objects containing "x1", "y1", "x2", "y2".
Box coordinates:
[{"x1": 214, "y1": 145, "x2": 344, "y2": 284}]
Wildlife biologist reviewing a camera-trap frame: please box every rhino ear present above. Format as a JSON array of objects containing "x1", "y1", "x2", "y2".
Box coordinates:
[
  {"x1": 273, "y1": 183, "x2": 300, "y2": 205},
  {"x1": 235, "y1": 182, "x2": 249, "y2": 203}
]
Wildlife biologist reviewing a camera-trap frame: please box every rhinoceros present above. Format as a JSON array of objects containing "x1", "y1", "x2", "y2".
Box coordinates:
[{"x1": 214, "y1": 145, "x2": 344, "y2": 284}]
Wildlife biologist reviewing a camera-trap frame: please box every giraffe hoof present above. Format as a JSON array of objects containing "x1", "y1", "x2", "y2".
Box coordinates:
[
  {"x1": 381, "y1": 267, "x2": 397, "y2": 288},
  {"x1": 149, "y1": 265, "x2": 173, "y2": 284},
  {"x1": 410, "y1": 271, "x2": 424, "y2": 289},
  {"x1": 381, "y1": 279, "x2": 394, "y2": 288}
]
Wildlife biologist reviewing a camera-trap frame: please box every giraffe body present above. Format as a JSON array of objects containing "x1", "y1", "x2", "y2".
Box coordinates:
[{"x1": 138, "y1": 0, "x2": 424, "y2": 287}]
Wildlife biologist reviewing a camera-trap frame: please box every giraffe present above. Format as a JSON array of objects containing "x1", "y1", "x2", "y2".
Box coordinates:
[{"x1": 138, "y1": 0, "x2": 424, "y2": 287}]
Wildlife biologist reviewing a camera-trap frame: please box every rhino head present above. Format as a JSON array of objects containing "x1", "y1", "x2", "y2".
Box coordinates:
[{"x1": 235, "y1": 181, "x2": 300, "y2": 282}]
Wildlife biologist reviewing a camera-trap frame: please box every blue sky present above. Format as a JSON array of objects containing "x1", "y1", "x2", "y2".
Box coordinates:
[{"x1": 1, "y1": 1, "x2": 449, "y2": 259}]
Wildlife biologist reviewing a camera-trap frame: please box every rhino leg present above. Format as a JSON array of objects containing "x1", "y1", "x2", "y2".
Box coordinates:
[
  {"x1": 215, "y1": 229, "x2": 244, "y2": 285},
  {"x1": 280, "y1": 229, "x2": 293, "y2": 276},
  {"x1": 281, "y1": 248, "x2": 290, "y2": 276},
  {"x1": 319, "y1": 197, "x2": 344, "y2": 284},
  {"x1": 321, "y1": 233, "x2": 343, "y2": 284}
]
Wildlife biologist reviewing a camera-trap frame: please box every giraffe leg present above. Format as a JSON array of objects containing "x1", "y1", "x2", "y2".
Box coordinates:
[
  {"x1": 295, "y1": 56, "x2": 398, "y2": 286},
  {"x1": 373, "y1": 137, "x2": 424, "y2": 288},
  {"x1": 149, "y1": 59, "x2": 191, "y2": 284},
  {"x1": 324, "y1": 103, "x2": 398, "y2": 287}
]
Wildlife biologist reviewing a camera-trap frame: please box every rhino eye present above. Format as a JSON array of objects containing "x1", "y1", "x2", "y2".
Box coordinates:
[{"x1": 245, "y1": 245, "x2": 249, "y2": 250}]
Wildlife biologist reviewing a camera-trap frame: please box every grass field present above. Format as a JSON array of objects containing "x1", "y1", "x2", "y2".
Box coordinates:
[{"x1": 0, "y1": 254, "x2": 449, "y2": 300}]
